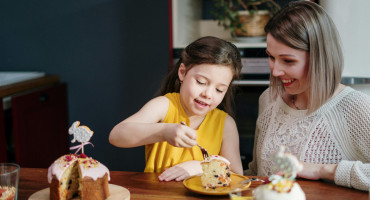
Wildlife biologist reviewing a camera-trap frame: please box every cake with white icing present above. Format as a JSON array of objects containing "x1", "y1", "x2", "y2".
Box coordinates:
[
  {"x1": 253, "y1": 146, "x2": 306, "y2": 200},
  {"x1": 47, "y1": 121, "x2": 110, "y2": 200},
  {"x1": 200, "y1": 155, "x2": 231, "y2": 189},
  {"x1": 48, "y1": 153, "x2": 110, "y2": 200}
]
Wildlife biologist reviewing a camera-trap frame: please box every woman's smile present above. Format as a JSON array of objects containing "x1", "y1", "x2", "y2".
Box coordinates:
[{"x1": 281, "y1": 78, "x2": 296, "y2": 87}]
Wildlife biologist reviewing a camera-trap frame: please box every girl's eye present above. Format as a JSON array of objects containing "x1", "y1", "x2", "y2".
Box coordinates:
[
  {"x1": 216, "y1": 89, "x2": 224, "y2": 93},
  {"x1": 197, "y1": 80, "x2": 205, "y2": 85},
  {"x1": 268, "y1": 55, "x2": 275, "y2": 60}
]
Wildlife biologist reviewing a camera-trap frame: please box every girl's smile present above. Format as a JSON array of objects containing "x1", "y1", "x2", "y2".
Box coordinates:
[{"x1": 194, "y1": 99, "x2": 209, "y2": 108}]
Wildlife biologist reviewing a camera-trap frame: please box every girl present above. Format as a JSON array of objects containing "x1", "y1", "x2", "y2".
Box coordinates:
[
  {"x1": 245, "y1": 1, "x2": 370, "y2": 191},
  {"x1": 109, "y1": 36, "x2": 243, "y2": 181}
]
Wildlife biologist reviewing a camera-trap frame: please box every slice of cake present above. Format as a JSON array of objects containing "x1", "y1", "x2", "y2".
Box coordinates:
[
  {"x1": 200, "y1": 155, "x2": 231, "y2": 189},
  {"x1": 48, "y1": 153, "x2": 110, "y2": 200},
  {"x1": 253, "y1": 146, "x2": 306, "y2": 200}
]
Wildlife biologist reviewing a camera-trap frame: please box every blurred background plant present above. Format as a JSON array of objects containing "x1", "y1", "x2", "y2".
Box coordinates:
[{"x1": 211, "y1": 0, "x2": 280, "y2": 37}]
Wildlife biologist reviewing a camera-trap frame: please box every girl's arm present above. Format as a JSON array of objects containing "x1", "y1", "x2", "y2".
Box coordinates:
[
  {"x1": 109, "y1": 96, "x2": 198, "y2": 148},
  {"x1": 220, "y1": 115, "x2": 243, "y2": 175},
  {"x1": 158, "y1": 115, "x2": 244, "y2": 181}
]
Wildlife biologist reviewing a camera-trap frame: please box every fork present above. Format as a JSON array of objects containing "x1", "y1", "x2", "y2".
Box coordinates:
[
  {"x1": 197, "y1": 144, "x2": 209, "y2": 159},
  {"x1": 241, "y1": 177, "x2": 265, "y2": 184},
  {"x1": 180, "y1": 121, "x2": 209, "y2": 159}
]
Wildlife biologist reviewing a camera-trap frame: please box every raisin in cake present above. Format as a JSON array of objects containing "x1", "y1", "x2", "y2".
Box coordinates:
[
  {"x1": 47, "y1": 153, "x2": 110, "y2": 200},
  {"x1": 200, "y1": 155, "x2": 231, "y2": 189}
]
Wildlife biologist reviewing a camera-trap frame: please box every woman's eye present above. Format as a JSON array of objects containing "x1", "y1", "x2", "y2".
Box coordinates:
[
  {"x1": 216, "y1": 89, "x2": 224, "y2": 93},
  {"x1": 284, "y1": 59, "x2": 294, "y2": 64},
  {"x1": 197, "y1": 80, "x2": 205, "y2": 85},
  {"x1": 268, "y1": 56, "x2": 275, "y2": 60}
]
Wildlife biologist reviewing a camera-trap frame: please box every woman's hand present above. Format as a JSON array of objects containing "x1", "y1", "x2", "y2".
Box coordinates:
[
  {"x1": 297, "y1": 162, "x2": 337, "y2": 181},
  {"x1": 158, "y1": 160, "x2": 202, "y2": 182},
  {"x1": 162, "y1": 123, "x2": 198, "y2": 148}
]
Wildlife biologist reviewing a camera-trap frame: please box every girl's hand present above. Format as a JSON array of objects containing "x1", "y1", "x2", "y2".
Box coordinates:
[
  {"x1": 158, "y1": 160, "x2": 202, "y2": 181},
  {"x1": 297, "y1": 162, "x2": 337, "y2": 181},
  {"x1": 163, "y1": 123, "x2": 198, "y2": 148}
]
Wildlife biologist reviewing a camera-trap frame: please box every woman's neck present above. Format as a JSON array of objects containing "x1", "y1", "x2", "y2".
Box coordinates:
[
  {"x1": 282, "y1": 91, "x2": 308, "y2": 110},
  {"x1": 285, "y1": 84, "x2": 346, "y2": 110},
  {"x1": 290, "y1": 94, "x2": 308, "y2": 110}
]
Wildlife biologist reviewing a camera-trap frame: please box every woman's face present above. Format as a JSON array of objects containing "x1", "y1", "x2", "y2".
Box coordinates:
[
  {"x1": 266, "y1": 33, "x2": 310, "y2": 96},
  {"x1": 178, "y1": 63, "x2": 233, "y2": 117}
]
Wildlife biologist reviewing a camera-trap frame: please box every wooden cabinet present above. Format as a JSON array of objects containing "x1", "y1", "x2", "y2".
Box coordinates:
[
  {"x1": 0, "y1": 75, "x2": 69, "y2": 168},
  {"x1": 0, "y1": 101, "x2": 7, "y2": 162}
]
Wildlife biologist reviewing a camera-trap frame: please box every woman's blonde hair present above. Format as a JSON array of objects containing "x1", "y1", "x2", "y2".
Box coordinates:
[{"x1": 264, "y1": 1, "x2": 343, "y2": 113}]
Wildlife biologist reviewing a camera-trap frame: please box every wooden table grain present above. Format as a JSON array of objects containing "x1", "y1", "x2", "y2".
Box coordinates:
[{"x1": 19, "y1": 168, "x2": 368, "y2": 200}]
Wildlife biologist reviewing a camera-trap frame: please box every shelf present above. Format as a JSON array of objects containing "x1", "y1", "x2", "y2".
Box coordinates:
[
  {"x1": 172, "y1": 0, "x2": 267, "y2": 49},
  {"x1": 233, "y1": 80, "x2": 270, "y2": 86}
]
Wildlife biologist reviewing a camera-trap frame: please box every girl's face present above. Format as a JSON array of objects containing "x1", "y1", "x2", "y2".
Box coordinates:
[
  {"x1": 178, "y1": 63, "x2": 233, "y2": 118},
  {"x1": 266, "y1": 33, "x2": 310, "y2": 96}
]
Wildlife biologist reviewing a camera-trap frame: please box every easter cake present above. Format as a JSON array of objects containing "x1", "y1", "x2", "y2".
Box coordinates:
[{"x1": 47, "y1": 121, "x2": 110, "y2": 200}]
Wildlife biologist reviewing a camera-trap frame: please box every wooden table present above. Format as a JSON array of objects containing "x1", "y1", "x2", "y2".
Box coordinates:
[{"x1": 19, "y1": 168, "x2": 368, "y2": 200}]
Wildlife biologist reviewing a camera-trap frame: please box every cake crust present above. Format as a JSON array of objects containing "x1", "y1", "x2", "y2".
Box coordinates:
[{"x1": 80, "y1": 174, "x2": 110, "y2": 200}]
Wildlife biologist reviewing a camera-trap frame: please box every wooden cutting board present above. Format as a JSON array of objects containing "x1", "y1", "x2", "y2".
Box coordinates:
[{"x1": 28, "y1": 184, "x2": 130, "y2": 200}]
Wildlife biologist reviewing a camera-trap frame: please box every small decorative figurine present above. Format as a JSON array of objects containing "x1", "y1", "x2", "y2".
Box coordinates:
[
  {"x1": 68, "y1": 121, "x2": 94, "y2": 154},
  {"x1": 253, "y1": 146, "x2": 306, "y2": 200},
  {"x1": 271, "y1": 145, "x2": 303, "y2": 179}
]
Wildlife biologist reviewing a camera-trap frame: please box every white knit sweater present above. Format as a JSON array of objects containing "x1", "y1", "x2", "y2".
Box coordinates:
[{"x1": 244, "y1": 86, "x2": 370, "y2": 191}]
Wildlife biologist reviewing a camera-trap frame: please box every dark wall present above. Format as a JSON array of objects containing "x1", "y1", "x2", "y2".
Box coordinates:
[{"x1": 0, "y1": 0, "x2": 169, "y2": 171}]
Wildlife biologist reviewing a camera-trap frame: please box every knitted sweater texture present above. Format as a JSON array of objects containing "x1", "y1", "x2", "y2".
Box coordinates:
[{"x1": 245, "y1": 87, "x2": 370, "y2": 191}]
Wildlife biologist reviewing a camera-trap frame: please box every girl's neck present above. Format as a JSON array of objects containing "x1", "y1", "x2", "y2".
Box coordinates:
[{"x1": 188, "y1": 115, "x2": 206, "y2": 130}]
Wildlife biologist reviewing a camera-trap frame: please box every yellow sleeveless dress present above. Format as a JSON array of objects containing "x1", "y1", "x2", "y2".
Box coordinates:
[{"x1": 144, "y1": 93, "x2": 227, "y2": 173}]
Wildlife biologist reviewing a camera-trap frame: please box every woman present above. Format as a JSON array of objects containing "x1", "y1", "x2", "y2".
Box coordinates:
[{"x1": 245, "y1": 1, "x2": 370, "y2": 191}]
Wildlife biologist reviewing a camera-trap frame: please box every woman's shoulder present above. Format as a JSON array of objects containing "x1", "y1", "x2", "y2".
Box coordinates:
[
  {"x1": 258, "y1": 87, "x2": 271, "y2": 102},
  {"x1": 337, "y1": 87, "x2": 370, "y2": 104},
  {"x1": 258, "y1": 87, "x2": 274, "y2": 110},
  {"x1": 318, "y1": 86, "x2": 370, "y2": 116}
]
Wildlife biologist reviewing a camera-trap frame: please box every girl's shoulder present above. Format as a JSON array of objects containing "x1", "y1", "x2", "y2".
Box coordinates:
[
  {"x1": 147, "y1": 95, "x2": 170, "y2": 106},
  {"x1": 164, "y1": 92, "x2": 179, "y2": 102},
  {"x1": 163, "y1": 92, "x2": 181, "y2": 108},
  {"x1": 141, "y1": 95, "x2": 171, "y2": 116}
]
